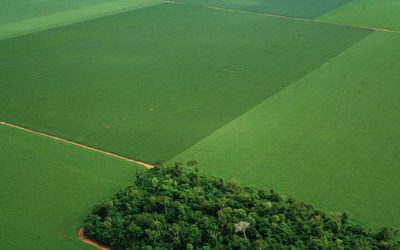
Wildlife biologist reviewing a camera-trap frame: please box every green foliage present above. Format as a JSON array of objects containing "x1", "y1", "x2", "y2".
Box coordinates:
[{"x1": 84, "y1": 166, "x2": 399, "y2": 249}]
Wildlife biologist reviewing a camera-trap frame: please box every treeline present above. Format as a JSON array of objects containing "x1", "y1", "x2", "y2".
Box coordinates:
[{"x1": 83, "y1": 165, "x2": 399, "y2": 249}]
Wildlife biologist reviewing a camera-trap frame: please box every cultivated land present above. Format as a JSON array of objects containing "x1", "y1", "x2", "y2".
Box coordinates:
[
  {"x1": 1, "y1": 0, "x2": 400, "y2": 248},
  {"x1": 0, "y1": 0, "x2": 118, "y2": 25},
  {"x1": 176, "y1": 0, "x2": 351, "y2": 19},
  {"x1": 172, "y1": 31, "x2": 400, "y2": 229},
  {"x1": 0, "y1": 3, "x2": 370, "y2": 162},
  {"x1": 0, "y1": 0, "x2": 162, "y2": 40},
  {"x1": 319, "y1": 0, "x2": 400, "y2": 32},
  {"x1": 0, "y1": 124, "x2": 141, "y2": 249}
]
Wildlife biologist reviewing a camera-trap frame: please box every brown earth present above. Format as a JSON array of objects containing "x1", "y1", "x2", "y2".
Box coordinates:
[{"x1": 79, "y1": 228, "x2": 111, "y2": 250}]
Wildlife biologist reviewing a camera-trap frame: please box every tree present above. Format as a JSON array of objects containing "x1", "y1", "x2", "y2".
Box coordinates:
[
  {"x1": 234, "y1": 221, "x2": 250, "y2": 239},
  {"x1": 83, "y1": 165, "x2": 400, "y2": 250}
]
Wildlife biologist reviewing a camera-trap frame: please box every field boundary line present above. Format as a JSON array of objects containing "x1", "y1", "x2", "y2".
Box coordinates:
[
  {"x1": 169, "y1": 30, "x2": 374, "y2": 163},
  {"x1": 0, "y1": 121, "x2": 154, "y2": 169},
  {"x1": 202, "y1": 5, "x2": 400, "y2": 34},
  {"x1": 167, "y1": 1, "x2": 399, "y2": 34}
]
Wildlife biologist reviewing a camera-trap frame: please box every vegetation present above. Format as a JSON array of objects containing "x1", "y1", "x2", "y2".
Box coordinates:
[
  {"x1": 84, "y1": 165, "x2": 399, "y2": 249},
  {"x1": 0, "y1": 125, "x2": 142, "y2": 250},
  {"x1": 172, "y1": 31, "x2": 400, "y2": 229},
  {"x1": 0, "y1": 3, "x2": 369, "y2": 164},
  {"x1": 319, "y1": 0, "x2": 400, "y2": 31},
  {"x1": 2, "y1": 0, "x2": 400, "y2": 249},
  {"x1": 177, "y1": 0, "x2": 350, "y2": 19}
]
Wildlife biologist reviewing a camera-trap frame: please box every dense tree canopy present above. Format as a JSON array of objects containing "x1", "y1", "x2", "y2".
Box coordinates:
[{"x1": 83, "y1": 165, "x2": 399, "y2": 249}]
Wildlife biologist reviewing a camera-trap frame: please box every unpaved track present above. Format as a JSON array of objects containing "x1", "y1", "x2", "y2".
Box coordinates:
[
  {"x1": 79, "y1": 228, "x2": 111, "y2": 250},
  {"x1": 0, "y1": 121, "x2": 154, "y2": 169},
  {"x1": 1, "y1": 120, "x2": 153, "y2": 248}
]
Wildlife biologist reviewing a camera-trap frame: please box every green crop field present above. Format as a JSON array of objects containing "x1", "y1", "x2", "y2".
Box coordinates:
[
  {"x1": 172, "y1": 31, "x2": 400, "y2": 229},
  {"x1": 1, "y1": 0, "x2": 399, "y2": 248},
  {"x1": 0, "y1": 0, "x2": 124, "y2": 25},
  {"x1": 176, "y1": 0, "x2": 350, "y2": 19},
  {"x1": 0, "y1": 0, "x2": 162, "y2": 40},
  {"x1": 319, "y1": 0, "x2": 400, "y2": 31},
  {"x1": 0, "y1": 125, "x2": 141, "y2": 249},
  {"x1": 0, "y1": 3, "x2": 370, "y2": 163}
]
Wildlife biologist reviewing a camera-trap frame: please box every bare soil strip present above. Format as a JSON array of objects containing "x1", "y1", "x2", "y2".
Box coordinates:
[
  {"x1": 79, "y1": 228, "x2": 111, "y2": 250},
  {"x1": 0, "y1": 121, "x2": 154, "y2": 169}
]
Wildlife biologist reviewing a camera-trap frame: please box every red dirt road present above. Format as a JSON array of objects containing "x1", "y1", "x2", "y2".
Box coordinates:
[{"x1": 79, "y1": 228, "x2": 111, "y2": 250}]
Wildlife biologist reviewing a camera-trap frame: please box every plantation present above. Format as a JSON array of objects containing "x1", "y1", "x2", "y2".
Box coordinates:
[
  {"x1": 0, "y1": 3, "x2": 370, "y2": 162},
  {"x1": 320, "y1": 0, "x2": 400, "y2": 31},
  {"x1": 0, "y1": 0, "x2": 162, "y2": 40},
  {"x1": 176, "y1": 0, "x2": 351, "y2": 19},
  {"x1": 172, "y1": 31, "x2": 400, "y2": 229},
  {"x1": 0, "y1": 0, "x2": 399, "y2": 249}
]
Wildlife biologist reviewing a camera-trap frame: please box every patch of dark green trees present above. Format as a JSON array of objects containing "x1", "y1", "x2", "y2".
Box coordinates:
[{"x1": 83, "y1": 165, "x2": 399, "y2": 249}]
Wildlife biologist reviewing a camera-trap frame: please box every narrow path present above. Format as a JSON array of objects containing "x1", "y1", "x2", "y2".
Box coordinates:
[
  {"x1": 0, "y1": 121, "x2": 154, "y2": 169},
  {"x1": 79, "y1": 228, "x2": 111, "y2": 250}
]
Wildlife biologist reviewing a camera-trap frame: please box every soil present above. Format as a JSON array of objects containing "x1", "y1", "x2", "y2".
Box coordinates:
[{"x1": 79, "y1": 228, "x2": 111, "y2": 250}]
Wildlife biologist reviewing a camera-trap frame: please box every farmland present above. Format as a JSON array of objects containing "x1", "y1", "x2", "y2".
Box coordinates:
[
  {"x1": 0, "y1": 125, "x2": 142, "y2": 249},
  {"x1": 1, "y1": 0, "x2": 399, "y2": 249},
  {"x1": 172, "y1": 31, "x2": 400, "y2": 229},
  {"x1": 176, "y1": 0, "x2": 351, "y2": 19},
  {"x1": 0, "y1": 3, "x2": 370, "y2": 162},
  {"x1": 0, "y1": 0, "x2": 162, "y2": 40},
  {"x1": 319, "y1": 0, "x2": 400, "y2": 31}
]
